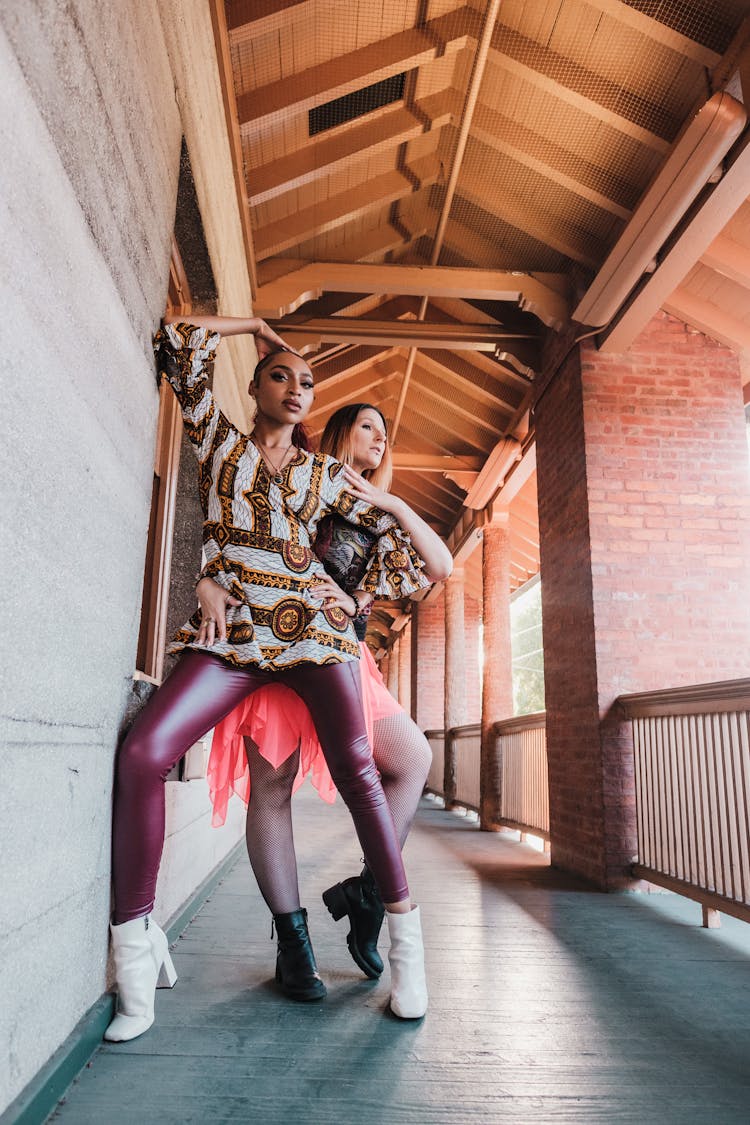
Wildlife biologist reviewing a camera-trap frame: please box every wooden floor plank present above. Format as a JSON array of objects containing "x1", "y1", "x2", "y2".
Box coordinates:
[{"x1": 49, "y1": 787, "x2": 750, "y2": 1124}]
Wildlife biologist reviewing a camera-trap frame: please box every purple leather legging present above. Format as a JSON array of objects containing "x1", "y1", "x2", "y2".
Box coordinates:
[{"x1": 112, "y1": 650, "x2": 408, "y2": 922}]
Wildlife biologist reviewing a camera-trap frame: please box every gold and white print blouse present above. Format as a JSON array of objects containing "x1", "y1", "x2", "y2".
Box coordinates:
[{"x1": 154, "y1": 323, "x2": 429, "y2": 670}]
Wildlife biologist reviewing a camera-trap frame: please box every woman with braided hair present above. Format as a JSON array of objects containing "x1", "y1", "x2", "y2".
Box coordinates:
[{"x1": 107, "y1": 317, "x2": 432, "y2": 1043}]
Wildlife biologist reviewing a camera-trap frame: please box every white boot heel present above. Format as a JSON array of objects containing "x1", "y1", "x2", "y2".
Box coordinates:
[
  {"x1": 105, "y1": 916, "x2": 177, "y2": 1043},
  {"x1": 157, "y1": 949, "x2": 178, "y2": 988},
  {"x1": 386, "y1": 905, "x2": 428, "y2": 1019}
]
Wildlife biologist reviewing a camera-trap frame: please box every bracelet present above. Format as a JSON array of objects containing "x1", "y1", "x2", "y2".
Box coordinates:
[{"x1": 347, "y1": 593, "x2": 363, "y2": 618}]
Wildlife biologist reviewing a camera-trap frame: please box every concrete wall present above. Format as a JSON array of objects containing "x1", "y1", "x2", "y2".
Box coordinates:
[{"x1": 0, "y1": 2, "x2": 251, "y2": 1110}]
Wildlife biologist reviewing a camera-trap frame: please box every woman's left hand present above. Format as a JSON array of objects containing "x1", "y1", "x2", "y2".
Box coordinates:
[
  {"x1": 341, "y1": 464, "x2": 398, "y2": 514},
  {"x1": 252, "y1": 318, "x2": 300, "y2": 361},
  {"x1": 310, "y1": 572, "x2": 358, "y2": 617}
]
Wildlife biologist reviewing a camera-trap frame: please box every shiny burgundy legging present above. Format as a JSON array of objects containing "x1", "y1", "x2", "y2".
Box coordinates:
[{"x1": 112, "y1": 650, "x2": 408, "y2": 922}]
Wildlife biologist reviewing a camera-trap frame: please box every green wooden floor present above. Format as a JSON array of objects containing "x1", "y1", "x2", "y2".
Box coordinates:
[{"x1": 50, "y1": 788, "x2": 750, "y2": 1124}]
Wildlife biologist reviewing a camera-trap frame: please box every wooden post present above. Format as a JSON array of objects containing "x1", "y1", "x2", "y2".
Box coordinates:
[{"x1": 444, "y1": 569, "x2": 466, "y2": 808}]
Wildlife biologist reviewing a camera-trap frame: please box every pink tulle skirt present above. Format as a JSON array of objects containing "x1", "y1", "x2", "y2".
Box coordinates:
[{"x1": 207, "y1": 643, "x2": 402, "y2": 826}]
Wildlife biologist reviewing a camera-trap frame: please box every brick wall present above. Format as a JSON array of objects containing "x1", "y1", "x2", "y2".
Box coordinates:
[
  {"x1": 536, "y1": 312, "x2": 750, "y2": 887},
  {"x1": 464, "y1": 594, "x2": 482, "y2": 724},
  {"x1": 412, "y1": 592, "x2": 445, "y2": 730}
]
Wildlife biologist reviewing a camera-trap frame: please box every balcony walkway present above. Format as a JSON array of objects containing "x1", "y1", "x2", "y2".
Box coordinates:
[{"x1": 50, "y1": 787, "x2": 750, "y2": 1124}]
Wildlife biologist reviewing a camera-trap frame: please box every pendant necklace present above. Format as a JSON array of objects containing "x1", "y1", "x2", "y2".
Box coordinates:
[{"x1": 253, "y1": 437, "x2": 295, "y2": 484}]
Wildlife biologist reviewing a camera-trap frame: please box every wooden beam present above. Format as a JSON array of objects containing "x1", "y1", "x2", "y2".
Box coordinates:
[
  {"x1": 470, "y1": 100, "x2": 634, "y2": 219},
  {"x1": 662, "y1": 287, "x2": 750, "y2": 353},
  {"x1": 398, "y1": 403, "x2": 481, "y2": 460},
  {"x1": 246, "y1": 88, "x2": 459, "y2": 205},
  {"x1": 237, "y1": 7, "x2": 471, "y2": 126},
  {"x1": 267, "y1": 316, "x2": 535, "y2": 351},
  {"x1": 391, "y1": 454, "x2": 484, "y2": 472},
  {"x1": 585, "y1": 0, "x2": 721, "y2": 67},
  {"x1": 254, "y1": 153, "x2": 441, "y2": 259},
  {"x1": 700, "y1": 232, "x2": 750, "y2": 289},
  {"x1": 489, "y1": 23, "x2": 674, "y2": 152},
  {"x1": 601, "y1": 131, "x2": 750, "y2": 353},
  {"x1": 228, "y1": 0, "x2": 309, "y2": 39},
  {"x1": 255, "y1": 262, "x2": 569, "y2": 329},
  {"x1": 406, "y1": 378, "x2": 502, "y2": 445},
  {"x1": 458, "y1": 141, "x2": 606, "y2": 269},
  {"x1": 411, "y1": 357, "x2": 514, "y2": 427},
  {"x1": 312, "y1": 223, "x2": 428, "y2": 264},
  {"x1": 418, "y1": 349, "x2": 524, "y2": 407},
  {"x1": 308, "y1": 368, "x2": 402, "y2": 423},
  {"x1": 394, "y1": 476, "x2": 458, "y2": 521}
]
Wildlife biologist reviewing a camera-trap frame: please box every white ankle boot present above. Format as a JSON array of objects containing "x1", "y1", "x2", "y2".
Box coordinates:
[
  {"x1": 386, "y1": 906, "x2": 428, "y2": 1019},
  {"x1": 104, "y1": 915, "x2": 177, "y2": 1042}
]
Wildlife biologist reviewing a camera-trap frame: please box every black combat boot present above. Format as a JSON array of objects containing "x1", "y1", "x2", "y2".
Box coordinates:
[
  {"x1": 273, "y1": 908, "x2": 327, "y2": 1001},
  {"x1": 322, "y1": 866, "x2": 385, "y2": 979}
]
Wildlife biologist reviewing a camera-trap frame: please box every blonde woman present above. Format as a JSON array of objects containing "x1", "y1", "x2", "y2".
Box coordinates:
[{"x1": 200, "y1": 403, "x2": 452, "y2": 1001}]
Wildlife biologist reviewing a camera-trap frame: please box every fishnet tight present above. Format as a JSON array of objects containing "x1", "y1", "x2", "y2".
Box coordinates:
[{"x1": 244, "y1": 713, "x2": 432, "y2": 914}]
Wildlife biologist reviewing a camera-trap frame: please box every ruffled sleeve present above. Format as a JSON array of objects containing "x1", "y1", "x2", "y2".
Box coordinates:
[
  {"x1": 319, "y1": 457, "x2": 430, "y2": 600},
  {"x1": 359, "y1": 523, "x2": 430, "y2": 599},
  {"x1": 153, "y1": 322, "x2": 223, "y2": 462}
]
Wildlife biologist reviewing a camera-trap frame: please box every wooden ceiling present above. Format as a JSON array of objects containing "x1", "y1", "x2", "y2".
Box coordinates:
[{"x1": 211, "y1": 0, "x2": 750, "y2": 636}]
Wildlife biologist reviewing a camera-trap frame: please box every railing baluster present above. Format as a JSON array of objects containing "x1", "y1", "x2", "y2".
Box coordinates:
[{"x1": 620, "y1": 677, "x2": 750, "y2": 925}]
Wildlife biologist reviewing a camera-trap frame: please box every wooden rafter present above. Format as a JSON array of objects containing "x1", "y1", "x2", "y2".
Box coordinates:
[
  {"x1": 236, "y1": 8, "x2": 471, "y2": 126},
  {"x1": 254, "y1": 262, "x2": 569, "y2": 327}
]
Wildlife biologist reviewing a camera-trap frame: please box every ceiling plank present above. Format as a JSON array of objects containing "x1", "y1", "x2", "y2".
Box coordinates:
[
  {"x1": 237, "y1": 7, "x2": 471, "y2": 126},
  {"x1": 254, "y1": 153, "x2": 441, "y2": 259}
]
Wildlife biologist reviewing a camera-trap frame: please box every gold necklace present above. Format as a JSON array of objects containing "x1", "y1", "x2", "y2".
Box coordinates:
[{"x1": 252, "y1": 437, "x2": 296, "y2": 484}]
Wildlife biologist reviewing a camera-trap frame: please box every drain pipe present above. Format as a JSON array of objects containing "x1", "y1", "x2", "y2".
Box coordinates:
[{"x1": 391, "y1": 0, "x2": 502, "y2": 443}]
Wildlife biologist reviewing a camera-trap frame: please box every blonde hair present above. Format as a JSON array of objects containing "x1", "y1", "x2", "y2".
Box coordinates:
[{"x1": 320, "y1": 404, "x2": 393, "y2": 491}]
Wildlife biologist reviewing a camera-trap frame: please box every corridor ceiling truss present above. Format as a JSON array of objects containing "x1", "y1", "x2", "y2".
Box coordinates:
[{"x1": 213, "y1": 0, "x2": 750, "y2": 644}]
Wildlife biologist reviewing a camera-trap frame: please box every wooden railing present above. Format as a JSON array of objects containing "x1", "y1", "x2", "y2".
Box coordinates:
[
  {"x1": 619, "y1": 678, "x2": 750, "y2": 926},
  {"x1": 424, "y1": 713, "x2": 548, "y2": 835},
  {"x1": 493, "y1": 713, "x2": 549, "y2": 838}
]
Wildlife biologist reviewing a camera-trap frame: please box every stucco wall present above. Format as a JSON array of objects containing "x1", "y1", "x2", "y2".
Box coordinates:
[{"x1": 0, "y1": 2, "x2": 251, "y2": 1110}]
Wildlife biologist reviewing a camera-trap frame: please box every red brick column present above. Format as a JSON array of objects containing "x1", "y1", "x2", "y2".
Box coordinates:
[
  {"x1": 480, "y1": 518, "x2": 513, "y2": 830},
  {"x1": 444, "y1": 569, "x2": 466, "y2": 807},
  {"x1": 397, "y1": 624, "x2": 411, "y2": 714},
  {"x1": 411, "y1": 593, "x2": 445, "y2": 730},
  {"x1": 535, "y1": 312, "x2": 750, "y2": 887}
]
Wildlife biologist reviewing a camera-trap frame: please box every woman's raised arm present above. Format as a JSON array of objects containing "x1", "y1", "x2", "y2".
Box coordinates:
[
  {"x1": 163, "y1": 314, "x2": 293, "y2": 359},
  {"x1": 341, "y1": 466, "x2": 453, "y2": 584}
]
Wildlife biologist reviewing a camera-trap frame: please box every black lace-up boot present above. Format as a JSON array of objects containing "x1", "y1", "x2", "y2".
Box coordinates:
[
  {"x1": 273, "y1": 908, "x2": 327, "y2": 1001},
  {"x1": 322, "y1": 866, "x2": 385, "y2": 979}
]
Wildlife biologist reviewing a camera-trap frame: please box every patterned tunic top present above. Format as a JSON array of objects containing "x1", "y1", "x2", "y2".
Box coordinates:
[{"x1": 154, "y1": 323, "x2": 428, "y2": 670}]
